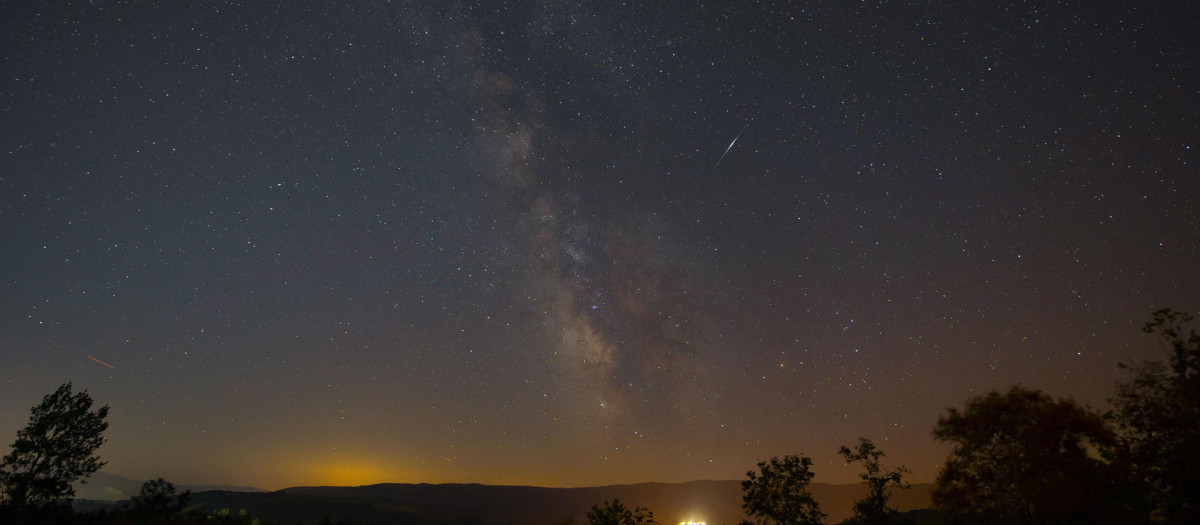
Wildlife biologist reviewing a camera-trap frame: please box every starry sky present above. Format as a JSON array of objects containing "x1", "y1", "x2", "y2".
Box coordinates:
[{"x1": 2, "y1": 1, "x2": 1197, "y2": 491}]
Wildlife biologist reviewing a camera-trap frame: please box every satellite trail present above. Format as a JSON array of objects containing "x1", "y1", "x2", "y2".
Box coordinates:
[
  {"x1": 715, "y1": 124, "x2": 749, "y2": 167},
  {"x1": 88, "y1": 355, "x2": 115, "y2": 369}
]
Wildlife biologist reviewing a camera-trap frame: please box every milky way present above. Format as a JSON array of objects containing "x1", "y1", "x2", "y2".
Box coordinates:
[{"x1": 468, "y1": 63, "x2": 716, "y2": 426}]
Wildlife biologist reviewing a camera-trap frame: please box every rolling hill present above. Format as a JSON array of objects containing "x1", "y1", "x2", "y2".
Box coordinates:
[
  {"x1": 72, "y1": 472, "x2": 263, "y2": 501},
  {"x1": 177, "y1": 480, "x2": 933, "y2": 525}
]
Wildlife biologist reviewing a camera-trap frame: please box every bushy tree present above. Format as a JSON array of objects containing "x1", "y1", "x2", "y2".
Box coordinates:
[
  {"x1": 741, "y1": 455, "x2": 825, "y2": 525},
  {"x1": 587, "y1": 499, "x2": 656, "y2": 525},
  {"x1": 932, "y1": 386, "x2": 1123, "y2": 524},
  {"x1": 0, "y1": 383, "x2": 109, "y2": 510},
  {"x1": 1110, "y1": 308, "x2": 1200, "y2": 523},
  {"x1": 839, "y1": 438, "x2": 909, "y2": 524},
  {"x1": 131, "y1": 477, "x2": 191, "y2": 520}
]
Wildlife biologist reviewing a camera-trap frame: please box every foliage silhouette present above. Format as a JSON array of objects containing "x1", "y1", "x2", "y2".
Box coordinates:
[
  {"x1": 587, "y1": 499, "x2": 656, "y2": 525},
  {"x1": 932, "y1": 386, "x2": 1127, "y2": 524},
  {"x1": 0, "y1": 383, "x2": 109, "y2": 511},
  {"x1": 839, "y1": 438, "x2": 909, "y2": 524},
  {"x1": 1110, "y1": 308, "x2": 1200, "y2": 524},
  {"x1": 741, "y1": 455, "x2": 825, "y2": 525},
  {"x1": 130, "y1": 477, "x2": 191, "y2": 521}
]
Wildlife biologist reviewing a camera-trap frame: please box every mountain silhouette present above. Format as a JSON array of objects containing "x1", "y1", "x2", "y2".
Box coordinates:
[
  {"x1": 73, "y1": 471, "x2": 263, "y2": 501},
  {"x1": 176, "y1": 480, "x2": 932, "y2": 525}
]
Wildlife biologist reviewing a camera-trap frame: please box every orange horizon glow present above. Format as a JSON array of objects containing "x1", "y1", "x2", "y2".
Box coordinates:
[{"x1": 302, "y1": 459, "x2": 393, "y2": 487}]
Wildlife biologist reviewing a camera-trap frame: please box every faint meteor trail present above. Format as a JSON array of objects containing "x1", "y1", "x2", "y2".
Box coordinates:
[
  {"x1": 87, "y1": 355, "x2": 115, "y2": 369},
  {"x1": 715, "y1": 124, "x2": 749, "y2": 167}
]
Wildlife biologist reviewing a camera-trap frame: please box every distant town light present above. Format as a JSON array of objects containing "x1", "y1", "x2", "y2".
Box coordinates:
[{"x1": 679, "y1": 522, "x2": 706, "y2": 525}]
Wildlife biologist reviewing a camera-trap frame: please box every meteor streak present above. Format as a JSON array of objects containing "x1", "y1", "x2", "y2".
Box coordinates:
[
  {"x1": 715, "y1": 124, "x2": 748, "y2": 167},
  {"x1": 88, "y1": 355, "x2": 115, "y2": 369}
]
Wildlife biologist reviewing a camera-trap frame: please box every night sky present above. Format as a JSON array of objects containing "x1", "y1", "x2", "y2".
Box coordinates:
[{"x1": 2, "y1": 1, "x2": 1197, "y2": 491}]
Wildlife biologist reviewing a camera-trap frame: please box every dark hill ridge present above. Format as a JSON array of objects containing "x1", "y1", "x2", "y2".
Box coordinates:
[
  {"x1": 72, "y1": 471, "x2": 263, "y2": 501},
  {"x1": 75, "y1": 478, "x2": 932, "y2": 524},
  {"x1": 270, "y1": 480, "x2": 933, "y2": 525}
]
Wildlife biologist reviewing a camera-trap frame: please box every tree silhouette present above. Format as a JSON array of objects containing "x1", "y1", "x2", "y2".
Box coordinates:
[
  {"x1": 932, "y1": 386, "x2": 1123, "y2": 524},
  {"x1": 839, "y1": 438, "x2": 909, "y2": 524},
  {"x1": 0, "y1": 383, "x2": 109, "y2": 510},
  {"x1": 741, "y1": 455, "x2": 825, "y2": 525},
  {"x1": 131, "y1": 477, "x2": 191, "y2": 520},
  {"x1": 1110, "y1": 308, "x2": 1200, "y2": 524},
  {"x1": 587, "y1": 499, "x2": 656, "y2": 525}
]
